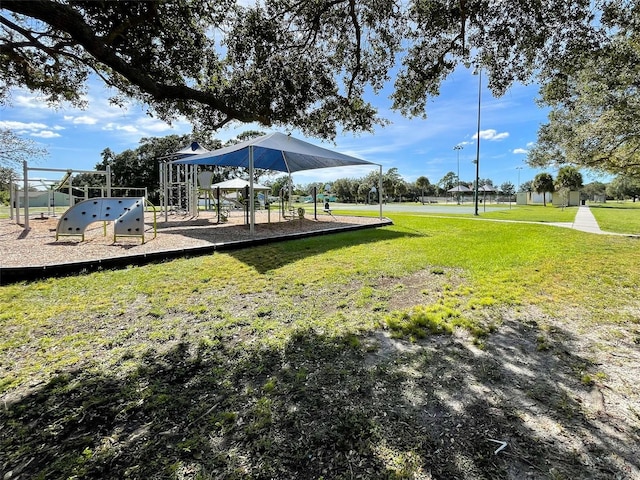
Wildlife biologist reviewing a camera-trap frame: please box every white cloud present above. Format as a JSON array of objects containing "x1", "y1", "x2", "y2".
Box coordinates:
[
  {"x1": 135, "y1": 116, "x2": 175, "y2": 133},
  {"x1": 0, "y1": 120, "x2": 49, "y2": 131},
  {"x1": 32, "y1": 130, "x2": 62, "y2": 138},
  {"x1": 103, "y1": 122, "x2": 139, "y2": 133},
  {"x1": 0, "y1": 120, "x2": 65, "y2": 139},
  {"x1": 473, "y1": 129, "x2": 509, "y2": 141},
  {"x1": 491, "y1": 131, "x2": 510, "y2": 140},
  {"x1": 513, "y1": 148, "x2": 528, "y2": 154},
  {"x1": 64, "y1": 115, "x2": 98, "y2": 125},
  {"x1": 13, "y1": 94, "x2": 50, "y2": 109}
]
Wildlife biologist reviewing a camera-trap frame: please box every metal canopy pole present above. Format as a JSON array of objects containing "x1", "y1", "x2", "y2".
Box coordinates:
[
  {"x1": 249, "y1": 145, "x2": 255, "y2": 234},
  {"x1": 379, "y1": 165, "x2": 383, "y2": 219},
  {"x1": 23, "y1": 161, "x2": 29, "y2": 230}
]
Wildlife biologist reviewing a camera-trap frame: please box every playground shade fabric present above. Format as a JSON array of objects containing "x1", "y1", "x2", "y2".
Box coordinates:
[
  {"x1": 447, "y1": 185, "x2": 472, "y2": 192},
  {"x1": 170, "y1": 132, "x2": 375, "y2": 173},
  {"x1": 172, "y1": 141, "x2": 210, "y2": 159},
  {"x1": 209, "y1": 178, "x2": 271, "y2": 191}
]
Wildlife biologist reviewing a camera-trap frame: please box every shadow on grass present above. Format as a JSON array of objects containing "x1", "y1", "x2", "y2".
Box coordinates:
[
  {"x1": 588, "y1": 203, "x2": 640, "y2": 209},
  {"x1": 227, "y1": 227, "x2": 419, "y2": 273},
  {"x1": 1, "y1": 321, "x2": 637, "y2": 479},
  {"x1": 156, "y1": 217, "x2": 391, "y2": 245}
]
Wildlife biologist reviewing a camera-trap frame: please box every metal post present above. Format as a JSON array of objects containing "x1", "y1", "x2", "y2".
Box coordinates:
[
  {"x1": 249, "y1": 145, "x2": 255, "y2": 234},
  {"x1": 9, "y1": 181, "x2": 14, "y2": 220},
  {"x1": 313, "y1": 186, "x2": 317, "y2": 220},
  {"x1": 163, "y1": 162, "x2": 169, "y2": 222},
  {"x1": 288, "y1": 174, "x2": 293, "y2": 213},
  {"x1": 474, "y1": 69, "x2": 482, "y2": 216},
  {"x1": 216, "y1": 187, "x2": 220, "y2": 223},
  {"x1": 23, "y1": 161, "x2": 29, "y2": 229},
  {"x1": 379, "y1": 165, "x2": 383, "y2": 219},
  {"x1": 516, "y1": 166, "x2": 523, "y2": 193},
  {"x1": 178, "y1": 165, "x2": 183, "y2": 212},
  {"x1": 192, "y1": 166, "x2": 195, "y2": 214},
  {"x1": 189, "y1": 165, "x2": 197, "y2": 216},
  {"x1": 68, "y1": 174, "x2": 74, "y2": 208},
  {"x1": 454, "y1": 145, "x2": 463, "y2": 204},
  {"x1": 106, "y1": 165, "x2": 112, "y2": 197},
  {"x1": 11, "y1": 182, "x2": 17, "y2": 222}
]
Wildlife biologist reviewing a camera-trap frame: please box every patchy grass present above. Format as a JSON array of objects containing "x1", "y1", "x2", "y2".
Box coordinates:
[{"x1": 1, "y1": 213, "x2": 639, "y2": 479}]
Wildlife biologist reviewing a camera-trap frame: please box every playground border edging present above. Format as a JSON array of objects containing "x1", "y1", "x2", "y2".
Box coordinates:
[{"x1": 0, "y1": 219, "x2": 393, "y2": 285}]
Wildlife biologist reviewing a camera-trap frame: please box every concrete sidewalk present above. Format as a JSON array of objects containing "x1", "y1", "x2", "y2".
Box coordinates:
[{"x1": 571, "y1": 206, "x2": 604, "y2": 234}]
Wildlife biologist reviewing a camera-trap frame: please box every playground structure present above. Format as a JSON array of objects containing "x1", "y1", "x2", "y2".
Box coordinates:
[
  {"x1": 159, "y1": 160, "x2": 199, "y2": 220},
  {"x1": 159, "y1": 159, "x2": 238, "y2": 222},
  {"x1": 157, "y1": 141, "x2": 208, "y2": 221},
  {"x1": 158, "y1": 159, "x2": 353, "y2": 224},
  {"x1": 10, "y1": 162, "x2": 113, "y2": 229},
  {"x1": 10, "y1": 161, "x2": 155, "y2": 243},
  {"x1": 158, "y1": 139, "x2": 355, "y2": 228},
  {"x1": 159, "y1": 157, "x2": 282, "y2": 225},
  {"x1": 56, "y1": 197, "x2": 156, "y2": 244}
]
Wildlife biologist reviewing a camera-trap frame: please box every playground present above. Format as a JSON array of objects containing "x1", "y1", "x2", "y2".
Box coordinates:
[
  {"x1": 0, "y1": 207, "x2": 389, "y2": 283},
  {"x1": 2, "y1": 134, "x2": 389, "y2": 282}
]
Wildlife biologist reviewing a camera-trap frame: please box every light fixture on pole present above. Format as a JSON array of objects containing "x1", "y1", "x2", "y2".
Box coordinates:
[
  {"x1": 516, "y1": 166, "x2": 523, "y2": 192},
  {"x1": 454, "y1": 145, "x2": 463, "y2": 204}
]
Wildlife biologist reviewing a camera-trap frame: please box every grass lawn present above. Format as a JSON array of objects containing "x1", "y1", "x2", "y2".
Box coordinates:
[
  {"x1": 588, "y1": 201, "x2": 640, "y2": 234},
  {"x1": 469, "y1": 204, "x2": 578, "y2": 223},
  {"x1": 1, "y1": 213, "x2": 639, "y2": 479},
  {"x1": 324, "y1": 202, "x2": 578, "y2": 223}
]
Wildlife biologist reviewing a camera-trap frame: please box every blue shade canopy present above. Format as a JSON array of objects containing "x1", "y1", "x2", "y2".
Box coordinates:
[{"x1": 171, "y1": 132, "x2": 376, "y2": 173}]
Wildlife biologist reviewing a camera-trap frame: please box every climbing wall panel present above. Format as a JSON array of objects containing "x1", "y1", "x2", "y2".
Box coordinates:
[
  {"x1": 56, "y1": 197, "x2": 146, "y2": 242},
  {"x1": 113, "y1": 198, "x2": 145, "y2": 239}
]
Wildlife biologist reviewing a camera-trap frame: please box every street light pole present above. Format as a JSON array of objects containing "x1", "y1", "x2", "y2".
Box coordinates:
[
  {"x1": 516, "y1": 166, "x2": 523, "y2": 192},
  {"x1": 454, "y1": 145, "x2": 463, "y2": 204},
  {"x1": 474, "y1": 68, "x2": 482, "y2": 216}
]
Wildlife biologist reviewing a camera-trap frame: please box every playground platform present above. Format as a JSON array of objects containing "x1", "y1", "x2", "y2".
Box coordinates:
[{"x1": 0, "y1": 210, "x2": 392, "y2": 285}]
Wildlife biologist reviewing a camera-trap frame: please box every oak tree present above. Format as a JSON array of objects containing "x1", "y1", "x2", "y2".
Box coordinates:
[
  {"x1": 528, "y1": 5, "x2": 640, "y2": 177},
  {"x1": 1, "y1": 0, "x2": 622, "y2": 141}
]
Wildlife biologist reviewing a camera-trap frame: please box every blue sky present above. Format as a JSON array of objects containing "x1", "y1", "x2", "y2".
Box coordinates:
[{"x1": 1, "y1": 66, "x2": 564, "y2": 189}]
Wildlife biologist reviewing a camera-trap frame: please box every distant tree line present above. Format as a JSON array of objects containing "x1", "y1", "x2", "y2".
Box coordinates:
[
  {"x1": 3, "y1": 132, "x2": 639, "y2": 207},
  {"x1": 530, "y1": 167, "x2": 640, "y2": 205}
]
